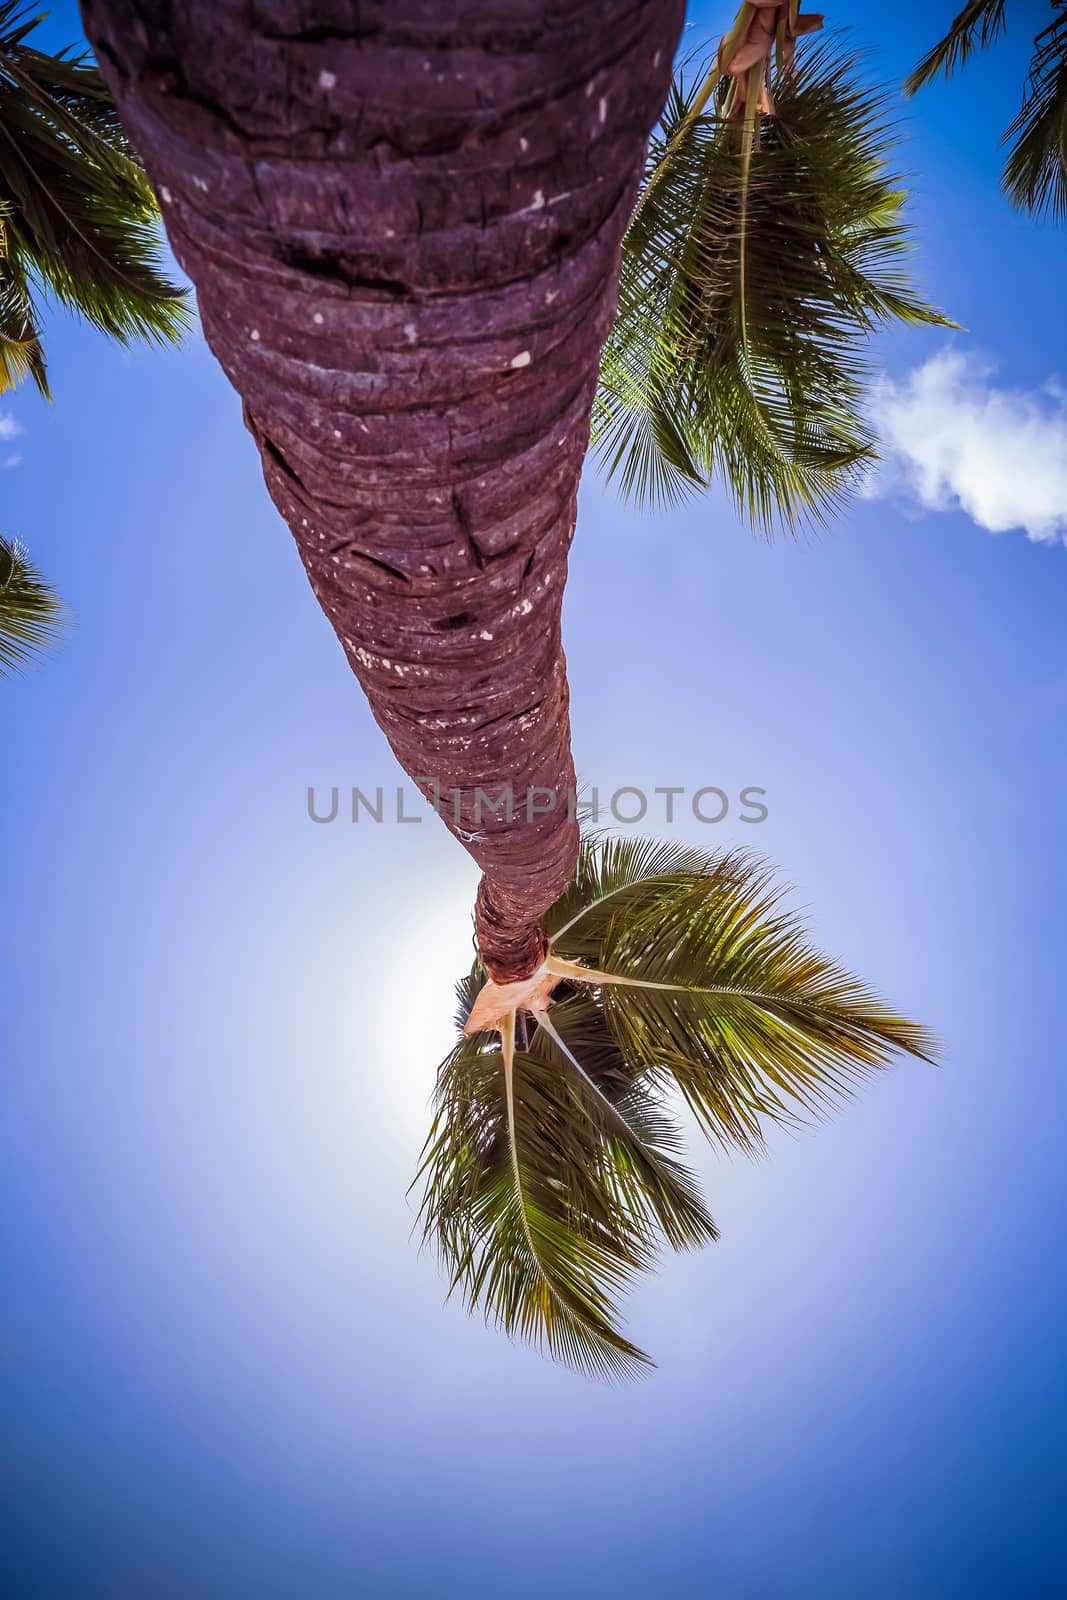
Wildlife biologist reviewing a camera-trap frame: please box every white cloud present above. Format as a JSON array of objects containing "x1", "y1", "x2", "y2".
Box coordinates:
[
  {"x1": 0, "y1": 413, "x2": 23, "y2": 441},
  {"x1": 2, "y1": 453, "x2": 21, "y2": 470},
  {"x1": 869, "y1": 350, "x2": 1067, "y2": 546}
]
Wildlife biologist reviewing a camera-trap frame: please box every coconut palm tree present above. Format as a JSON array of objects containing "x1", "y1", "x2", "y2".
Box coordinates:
[
  {"x1": 905, "y1": 1, "x2": 1067, "y2": 220},
  {"x1": 0, "y1": 530, "x2": 63, "y2": 674},
  {"x1": 0, "y1": 0, "x2": 189, "y2": 398},
  {"x1": 81, "y1": 0, "x2": 939, "y2": 1370}
]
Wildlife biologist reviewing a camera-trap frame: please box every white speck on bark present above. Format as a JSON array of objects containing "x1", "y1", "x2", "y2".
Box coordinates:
[
  {"x1": 480, "y1": 630, "x2": 494, "y2": 641},
  {"x1": 160, "y1": 186, "x2": 172, "y2": 203},
  {"x1": 519, "y1": 136, "x2": 529, "y2": 152},
  {"x1": 529, "y1": 189, "x2": 545, "y2": 211},
  {"x1": 313, "y1": 312, "x2": 324, "y2": 325},
  {"x1": 510, "y1": 351, "x2": 531, "y2": 368},
  {"x1": 598, "y1": 97, "x2": 608, "y2": 123},
  {"x1": 319, "y1": 70, "x2": 336, "y2": 89},
  {"x1": 333, "y1": 429, "x2": 341, "y2": 439},
  {"x1": 403, "y1": 323, "x2": 417, "y2": 344},
  {"x1": 250, "y1": 329, "x2": 260, "y2": 341}
]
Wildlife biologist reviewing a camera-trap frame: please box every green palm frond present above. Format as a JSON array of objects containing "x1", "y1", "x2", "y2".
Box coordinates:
[
  {"x1": 0, "y1": 0, "x2": 190, "y2": 393},
  {"x1": 417, "y1": 837, "x2": 937, "y2": 1376},
  {"x1": 416, "y1": 1015, "x2": 661, "y2": 1378},
  {"x1": 906, "y1": 3, "x2": 1067, "y2": 221},
  {"x1": 1002, "y1": 5, "x2": 1067, "y2": 219},
  {"x1": 545, "y1": 833, "x2": 728, "y2": 957},
  {"x1": 0, "y1": 531, "x2": 64, "y2": 673},
  {"x1": 594, "y1": 38, "x2": 953, "y2": 533},
  {"x1": 588, "y1": 853, "x2": 937, "y2": 1153},
  {"x1": 0, "y1": 233, "x2": 47, "y2": 395},
  {"x1": 903, "y1": 1, "x2": 1009, "y2": 95}
]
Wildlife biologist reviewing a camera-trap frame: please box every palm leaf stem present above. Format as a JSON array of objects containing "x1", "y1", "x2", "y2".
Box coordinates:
[
  {"x1": 550, "y1": 887, "x2": 659, "y2": 948},
  {"x1": 735, "y1": 59, "x2": 795, "y2": 473},
  {"x1": 548, "y1": 952, "x2": 816, "y2": 1012},
  {"x1": 532, "y1": 1005, "x2": 663, "y2": 1158},
  {"x1": 546, "y1": 953, "x2": 702, "y2": 994},
  {"x1": 498, "y1": 1010, "x2": 565, "y2": 1319},
  {"x1": 500, "y1": 1011, "x2": 527, "y2": 1248},
  {"x1": 544, "y1": 954, "x2": 935, "y2": 1048},
  {"x1": 628, "y1": 3, "x2": 759, "y2": 230}
]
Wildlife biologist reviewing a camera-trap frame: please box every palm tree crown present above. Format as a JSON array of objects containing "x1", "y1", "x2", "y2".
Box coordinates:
[
  {"x1": 595, "y1": 30, "x2": 954, "y2": 531},
  {"x1": 0, "y1": 0, "x2": 189, "y2": 398},
  {"x1": 417, "y1": 837, "x2": 938, "y2": 1377}
]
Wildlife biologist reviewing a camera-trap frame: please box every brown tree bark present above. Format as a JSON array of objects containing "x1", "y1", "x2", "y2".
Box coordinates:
[{"x1": 81, "y1": 0, "x2": 684, "y2": 979}]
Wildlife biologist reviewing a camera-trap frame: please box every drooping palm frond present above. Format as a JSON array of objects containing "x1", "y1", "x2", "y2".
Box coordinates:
[
  {"x1": 417, "y1": 836, "x2": 937, "y2": 1376},
  {"x1": 594, "y1": 38, "x2": 954, "y2": 532},
  {"x1": 0, "y1": 0, "x2": 190, "y2": 395},
  {"x1": 903, "y1": 0, "x2": 1009, "y2": 95},
  {"x1": 0, "y1": 531, "x2": 64, "y2": 673},
  {"x1": 906, "y1": 2, "x2": 1067, "y2": 221},
  {"x1": 1002, "y1": 5, "x2": 1067, "y2": 218},
  {"x1": 0, "y1": 255, "x2": 46, "y2": 393},
  {"x1": 583, "y1": 854, "x2": 937, "y2": 1154},
  {"x1": 417, "y1": 1016, "x2": 659, "y2": 1377}
]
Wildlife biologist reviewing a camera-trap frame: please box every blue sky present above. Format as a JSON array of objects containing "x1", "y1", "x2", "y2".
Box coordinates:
[{"x1": 3, "y1": 3, "x2": 1066, "y2": 1595}]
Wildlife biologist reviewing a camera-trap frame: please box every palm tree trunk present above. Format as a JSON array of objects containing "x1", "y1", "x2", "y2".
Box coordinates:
[{"x1": 81, "y1": 0, "x2": 684, "y2": 979}]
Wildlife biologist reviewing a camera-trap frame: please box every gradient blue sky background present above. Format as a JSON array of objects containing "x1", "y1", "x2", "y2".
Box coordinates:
[{"x1": 4, "y1": 3, "x2": 1066, "y2": 1595}]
